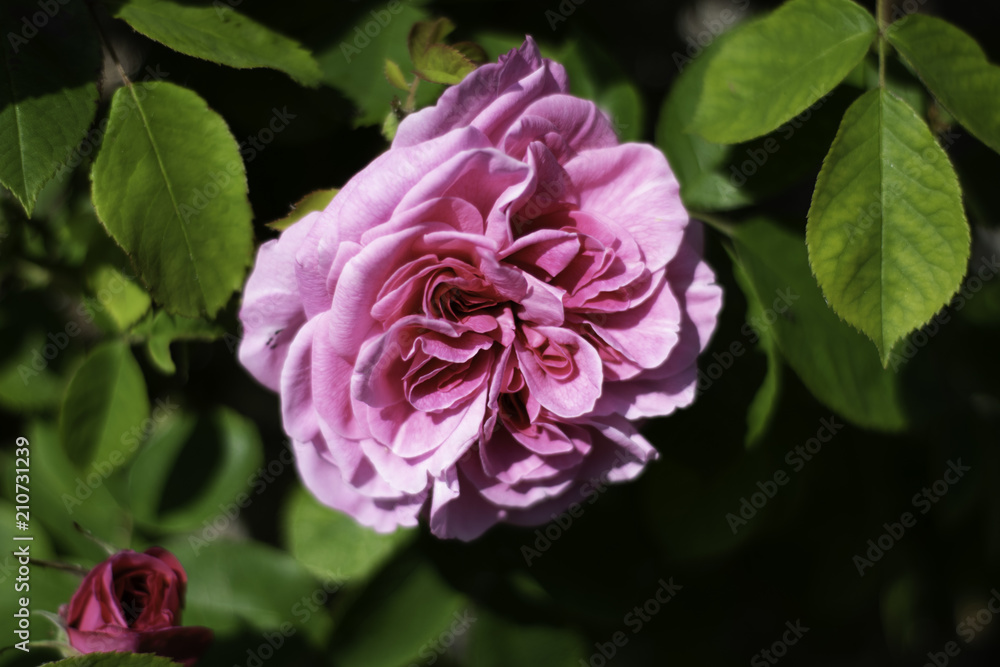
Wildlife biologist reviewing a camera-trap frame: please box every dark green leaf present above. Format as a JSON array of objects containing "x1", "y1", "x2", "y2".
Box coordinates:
[
  {"x1": 330, "y1": 554, "x2": 467, "y2": 667},
  {"x1": 732, "y1": 217, "x2": 908, "y2": 430},
  {"x1": 468, "y1": 608, "x2": 587, "y2": 667},
  {"x1": 887, "y1": 14, "x2": 1000, "y2": 156},
  {"x1": 91, "y1": 81, "x2": 253, "y2": 318},
  {"x1": 163, "y1": 537, "x2": 331, "y2": 645},
  {"x1": 128, "y1": 408, "x2": 263, "y2": 533},
  {"x1": 807, "y1": 89, "x2": 970, "y2": 365},
  {"x1": 0, "y1": 1, "x2": 100, "y2": 215},
  {"x1": 109, "y1": 0, "x2": 322, "y2": 86},
  {"x1": 59, "y1": 341, "x2": 149, "y2": 471},
  {"x1": 731, "y1": 257, "x2": 783, "y2": 448},
  {"x1": 283, "y1": 486, "x2": 413, "y2": 584},
  {"x1": 690, "y1": 0, "x2": 877, "y2": 143}
]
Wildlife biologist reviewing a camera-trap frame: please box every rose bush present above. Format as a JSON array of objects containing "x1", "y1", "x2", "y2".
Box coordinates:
[
  {"x1": 59, "y1": 547, "x2": 213, "y2": 666},
  {"x1": 239, "y1": 37, "x2": 722, "y2": 540}
]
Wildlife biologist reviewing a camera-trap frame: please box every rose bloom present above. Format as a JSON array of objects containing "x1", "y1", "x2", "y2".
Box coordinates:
[
  {"x1": 239, "y1": 37, "x2": 721, "y2": 540},
  {"x1": 59, "y1": 547, "x2": 213, "y2": 666}
]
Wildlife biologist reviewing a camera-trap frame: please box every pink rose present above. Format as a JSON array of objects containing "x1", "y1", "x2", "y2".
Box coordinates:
[
  {"x1": 239, "y1": 37, "x2": 721, "y2": 540},
  {"x1": 59, "y1": 547, "x2": 213, "y2": 666}
]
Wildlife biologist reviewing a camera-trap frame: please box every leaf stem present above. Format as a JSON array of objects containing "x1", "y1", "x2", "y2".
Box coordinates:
[
  {"x1": 404, "y1": 76, "x2": 421, "y2": 113},
  {"x1": 690, "y1": 211, "x2": 737, "y2": 237},
  {"x1": 84, "y1": 0, "x2": 132, "y2": 88}
]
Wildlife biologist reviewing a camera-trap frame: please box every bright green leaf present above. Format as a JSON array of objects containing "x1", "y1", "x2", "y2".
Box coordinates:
[
  {"x1": 887, "y1": 14, "x2": 1000, "y2": 156},
  {"x1": 59, "y1": 341, "x2": 150, "y2": 471},
  {"x1": 408, "y1": 17, "x2": 456, "y2": 66},
  {"x1": 267, "y1": 188, "x2": 338, "y2": 232},
  {"x1": 732, "y1": 217, "x2": 908, "y2": 430},
  {"x1": 384, "y1": 58, "x2": 409, "y2": 90},
  {"x1": 690, "y1": 0, "x2": 877, "y2": 144},
  {"x1": 85, "y1": 264, "x2": 152, "y2": 332},
  {"x1": 284, "y1": 486, "x2": 413, "y2": 584},
  {"x1": 128, "y1": 408, "x2": 264, "y2": 533},
  {"x1": 37, "y1": 653, "x2": 180, "y2": 667},
  {"x1": 92, "y1": 81, "x2": 253, "y2": 318},
  {"x1": 415, "y1": 44, "x2": 477, "y2": 84},
  {"x1": 0, "y1": 1, "x2": 100, "y2": 215},
  {"x1": 130, "y1": 310, "x2": 224, "y2": 375},
  {"x1": 109, "y1": 0, "x2": 322, "y2": 86},
  {"x1": 807, "y1": 88, "x2": 970, "y2": 365}
]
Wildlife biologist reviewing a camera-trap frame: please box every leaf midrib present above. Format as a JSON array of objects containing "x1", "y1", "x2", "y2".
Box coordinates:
[{"x1": 126, "y1": 83, "x2": 206, "y2": 310}]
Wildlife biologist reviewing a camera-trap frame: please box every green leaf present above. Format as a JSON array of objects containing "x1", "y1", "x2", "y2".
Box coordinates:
[
  {"x1": 330, "y1": 554, "x2": 467, "y2": 667},
  {"x1": 267, "y1": 188, "x2": 338, "y2": 232},
  {"x1": 731, "y1": 258, "x2": 783, "y2": 448},
  {"x1": 39, "y1": 654, "x2": 180, "y2": 667},
  {"x1": 85, "y1": 264, "x2": 152, "y2": 332},
  {"x1": 91, "y1": 81, "x2": 253, "y2": 318},
  {"x1": 690, "y1": 0, "x2": 877, "y2": 144},
  {"x1": 283, "y1": 486, "x2": 413, "y2": 584},
  {"x1": 130, "y1": 310, "x2": 224, "y2": 375},
  {"x1": 408, "y1": 17, "x2": 456, "y2": 65},
  {"x1": 887, "y1": 14, "x2": 1000, "y2": 156},
  {"x1": 657, "y1": 33, "x2": 753, "y2": 211},
  {"x1": 162, "y1": 537, "x2": 331, "y2": 644},
  {"x1": 108, "y1": 0, "x2": 322, "y2": 86},
  {"x1": 384, "y1": 58, "x2": 409, "y2": 91},
  {"x1": 128, "y1": 408, "x2": 264, "y2": 533},
  {"x1": 318, "y1": 2, "x2": 441, "y2": 127},
  {"x1": 414, "y1": 44, "x2": 477, "y2": 84},
  {"x1": 806, "y1": 88, "x2": 970, "y2": 365},
  {"x1": 732, "y1": 217, "x2": 908, "y2": 431},
  {"x1": 59, "y1": 341, "x2": 150, "y2": 471},
  {"x1": 0, "y1": 1, "x2": 100, "y2": 215}
]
